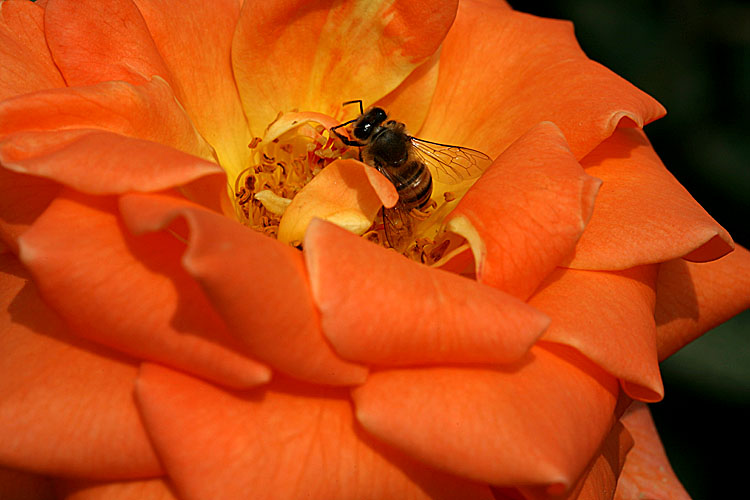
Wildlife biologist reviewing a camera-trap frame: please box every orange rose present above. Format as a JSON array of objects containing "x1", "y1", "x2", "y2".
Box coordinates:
[{"x1": 0, "y1": 1, "x2": 747, "y2": 499}]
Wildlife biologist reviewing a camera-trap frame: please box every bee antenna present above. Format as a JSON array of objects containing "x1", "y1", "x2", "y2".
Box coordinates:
[{"x1": 341, "y1": 99, "x2": 364, "y2": 114}]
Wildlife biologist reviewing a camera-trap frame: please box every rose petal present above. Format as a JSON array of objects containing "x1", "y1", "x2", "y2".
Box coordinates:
[
  {"x1": 655, "y1": 245, "x2": 750, "y2": 361},
  {"x1": 567, "y1": 128, "x2": 733, "y2": 269},
  {"x1": 44, "y1": 0, "x2": 173, "y2": 86},
  {"x1": 0, "y1": 78, "x2": 215, "y2": 161},
  {"x1": 118, "y1": 192, "x2": 368, "y2": 386},
  {"x1": 352, "y1": 344, "x2": 619, "y2": 491},
  {"x1": 0, "y1": 466, "x2": 55, "y2": 500},
  {"x1": 135, "y1": 363, "x2": 494, "y2": 500},
  {"x1": 17, "y1": 192, "x2": 270, "y2": 389},
  {"x1": 304, "y1": 219, "x2": 549, "y2": 366},
  {"x1": 232, "y1": 0, "x2": 457, "y2": 132},
  {"x1": 55, "y1": 478, "x2": 177, "y2": 500},
  {"x1": 0, "y1": 168, "x2": 60, "y2": 252},
  {"x1": 278, "y1": 159, "x2": 398, "y2": 245},
  {"x1": 419, "y1": 0, "x2": 665, "y2": 159},
  {"x1": 0, "y1": 0, "x2": 64, "y2": 100},
  {"x1": 445, "y1": 121, "x2": 601, "y2": 300},
  {"x1": 614, "y1": 402, "x2": 690, "y2": 500},
  {"x1": 0, "y1": 253, "x2": 162, "y2": 478},
  {"x1": 529, "y1": 265, "x2": 663, "y2": 402},
  {"x1": 133, "y1": 0, "x2": 253, "y2": 178}
]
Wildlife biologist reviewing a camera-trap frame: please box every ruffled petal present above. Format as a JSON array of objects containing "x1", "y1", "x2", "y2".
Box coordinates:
[
  {"x1": 614, "y1": 402, "x2": 690, "y2": 500},
  {"x1": 0, "y1": 253, "x2": 162, "y2": 478},
  {"x1": 0, "y1": 168, "x2": 60, "y2": 252},
  {"x1": 133, "y1": 0, "x2": 252, "y2": 177},
  {"x1": 44, "y1": 0, "x2": 173, "y2": 86},
  {"x1": 118, "y1": 192, "x2": 368, "y2": 386},
  {"x1": 232, "y1": 0, "x2": 457, "y2": 132},
  {"x1": 445, "y1": 122, "x2": 601, "y2": 300},
  {"x1": 0, "y1": 0, "x2": 64, "y2": 100},
  {"x1": 419, "y1": 0, "x2": 665, "y2": 158},
  {"x1": 568, "y1": 128, "x2": 733, "y2": 269},
  {"x1": 0, "y1": 78, "x2": 215, "y2": 161},
  {"x1": 56, "y1": 478, "x2": 177, "y2": 500},
  {"x1": 304, "y1": 219, "x2": 549, "y2": 366},
  {"x1": 352, "y1": 345, "x2": 619, "y2": 492},
  {"x1": 655, "y1": 245, "x2": 750, "y2": 361},
  {"x1": 529, "y1": 265, "x2": 663, "y2": 402},
  {"x1": 0, "y1": 466, "x2": 55, "y2": 500},
  {"x1": 135, "y1": 363, "x2": 494, "y2": 500},
  {"x1": 17, "y1": 192, "x2": 270, "y2": 389}
]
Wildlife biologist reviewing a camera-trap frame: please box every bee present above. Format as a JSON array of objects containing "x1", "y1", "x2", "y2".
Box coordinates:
[{"x1": 330, "y1": 99, "x2": 492, "y2": 252}]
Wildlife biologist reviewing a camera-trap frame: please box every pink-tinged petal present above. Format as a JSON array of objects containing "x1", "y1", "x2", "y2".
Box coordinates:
[
  {"x1": 44, "y1": 0, "x2": 172, "y2": 86},
  {"x1": 353, "y1": 345, "x2": 619, "y2": 491},
  {"x1": 118, "y1": 192, "x2": 368, "y2": 386},
  {"x1": 0, "y1": 253, "x2": 162, "y2": 478},
  {"x1": 614, "y1": 402, "x2": 690, "y2": 500},
  {"x1": 0, "y1": 466, "x2": 55, "y2": 500},
  {"x1": 0, "y1": 78, "x2": 215, "y2": 161},
  {"x1": 445, "y1": 122, "x2": 601, "y2": 300},
  {"x1": 304, "y1": 219, "x2": 549, "y2": 366},
  {"x1": 0, "y1": 168, "x2": 60, "y2": 252},
  {"x1": 655, "y1": 245, "x2": 750, "y2": 361},
  {"x1": 420, "y1": 0, "x2": 665, "y2": 158},
  {"x1": 56, "y1": 478, "x2": 176, "y2": 500},
  {"x1": 133, "y1": 0, "x2": 252, "y2": 176},
  {"x1": 17, "y1": 192, "x2": 270, "y2": 389},
  {"x1": 0, "y1": 0, "x2": 64, "y2": 100},
  {"x1": 568, "y1": 128, "x2": 733, "y2": 269},
  {"x1": 530, "y1": 265, "x2": 663, "y2": 402},
  {"x1": 135, "y1": 363, "x2": 494, "y2": 500},
  {"x1": 278, "y1": 159, "x2": 398, "y2": 245},
  {"x1": 232, "y1": 0, "x2": 458, "y2": 132}
]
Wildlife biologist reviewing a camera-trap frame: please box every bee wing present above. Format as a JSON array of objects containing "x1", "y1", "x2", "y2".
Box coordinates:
[{"x1": 409, "y1": 137, "x2": 492, "y2": 185}]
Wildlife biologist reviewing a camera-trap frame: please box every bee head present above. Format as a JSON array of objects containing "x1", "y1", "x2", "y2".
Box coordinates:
[{"x1": 353, "y1": 107, "x2": 387, "y2": 140}]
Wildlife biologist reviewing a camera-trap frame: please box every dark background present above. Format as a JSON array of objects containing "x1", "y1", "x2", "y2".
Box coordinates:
[{"x1": 511, "y1": 1, "x2": 749, "y2": 498}]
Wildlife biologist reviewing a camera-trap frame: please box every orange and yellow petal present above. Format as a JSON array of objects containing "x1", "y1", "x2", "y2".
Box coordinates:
[
  {"x1": 135, "y1": 363, "x2": 494, "y2": 500},
  {"x1": 614, "y1": 402, "x2": 690, "y2": 500},
  {"x1": 304, "y1": 219, "x2": 548, "y2": 366},
  {"x1": 133, "y1": 0, "x2": 253, "y2": 177},
  {"x1": 446, "y1": 122, "x2": 600, "y2": 300},
  {"x1": 530, "y1": 265, "x2": 663, "y2": 402},
  {"x1": 420, "y1": 0, "x2": 664, "y2": 158},
  {"x1": 0, "y1": 466, "x2": 55, "y2": 500},
  {"x1": 118, "y1": 192, "x2": 368, "y2": 386},
  {"x1": 568, "y1": 128, "x2": 733, "y2": 270},
  {"x1": 232, "y1": 0, "x2": 458, "y2": 133},
  {"x1": 0, "y1": 0, "x2": 64, "y2": 100},
  {"x1": 55, "y1": 478, "x2": 177, "y2": 500},
  {"x1": 0, "y1": 253, "x2": 162, "y2": 478},
  {"x1": 0, "y1": 168, "x2": 60, "y2": 251},
  {"x1": 44, "y1": 0, "x2": 173, "y2": 86},
  {"x1": 655, "y1": 245, "x2": 750, "y2": 361},
  {"x1": 353, "y1": 345, "x2": 619, "y2": 492},
  {"x1": 17, "y1": 192, "x2": 270, "y2": 389}
]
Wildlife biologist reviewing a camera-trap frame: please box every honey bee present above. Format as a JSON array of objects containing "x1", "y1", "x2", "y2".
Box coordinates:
[{"x1": 330, "y1": 100, "x2": 492, "y2": 252}]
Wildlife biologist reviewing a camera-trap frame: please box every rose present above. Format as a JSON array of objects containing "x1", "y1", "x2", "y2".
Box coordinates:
[{"x1": 0, "y1": 0, "x2": 748, "y2": 499}]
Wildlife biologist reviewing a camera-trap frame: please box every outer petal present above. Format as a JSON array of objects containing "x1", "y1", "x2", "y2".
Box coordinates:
[
  {"x1": 0, "y1": 253, "x2": 162, "y2": 478},
  {"x1": 44, "y1": 0, "x2": 173, "y2": 86},
  {"x1": 353, "y1": 344, "x2": 619, "y2": 492},
  {"x1": 232, "y1": 0, "x2": 457, "y2": 132},
  {"x1": 419, "y1": 0, "x2": 665, "y2": 158},
  {"x1": 56, "y1": 478, "x2": 177, "y2": 500},
  {"x1": 304, "y1": 219, "x2": 549, "y2": 366},
  {"x1": 0, "y1": 0, "x2": 65, "y2": 100},
  {"x1": 567, "y1": 128, "x2": 733, "y2": 269},
  {"x1": 133, "y1": 0, "x2": 253, "y2": 178},
  {"x1": 0, "y1": 467, "x2": 55, "y2": 500},
  {"x1": 445, "y1": 122, "x2": 601, "y2": 300},
  {"x1": 614, "y1": 402, "x2": 690, "y2": 500},
  {"x1": 118, "y1": 192, "x2": 368, "y2": 386},
  {"x1": 17, "y1": 192, "x2": 271, "y2": 389},
  {"x1": 655, "y1": 245, "x2": 750, "y2": 361},
  {"x1": 0, "y1": 168, "x2": 60, "y2": 252},
  {"x1": 135, "y1": 363, "x2": 494, "y2": 500},
  {"x1": 529, "y1": 265, "x2": 663, "y2": 402}
]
